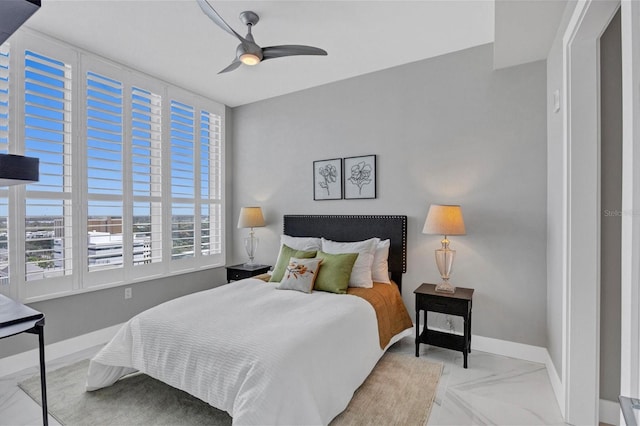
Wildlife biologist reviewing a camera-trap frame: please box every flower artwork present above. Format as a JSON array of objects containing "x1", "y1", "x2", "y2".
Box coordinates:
[
  {"x1": 348, "y1": 161, "x2": 372, "y2": 195},
  {"x1": 313, "y1": 158, "x2": 342, "y2": 200},
  {"x1": 344, "y1": 155, "x2": 376, "y2": 199},
  {"x1": 319, "y1": 164, "x2": 337, "y2": 195}
]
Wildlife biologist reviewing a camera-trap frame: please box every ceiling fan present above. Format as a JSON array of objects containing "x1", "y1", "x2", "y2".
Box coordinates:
[{"x1": 196, "y1": 0, "x2": 328, "y2": 74}]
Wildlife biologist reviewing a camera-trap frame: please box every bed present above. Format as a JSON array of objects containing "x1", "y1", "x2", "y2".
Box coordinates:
[{"x1": 86, "y1": 214, "x2": 412, "y2": 425}]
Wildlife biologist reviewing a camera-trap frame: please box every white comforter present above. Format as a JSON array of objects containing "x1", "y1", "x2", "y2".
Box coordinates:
[{"x1": 86, "y1": 278, "x2": 403, "y2": 425}]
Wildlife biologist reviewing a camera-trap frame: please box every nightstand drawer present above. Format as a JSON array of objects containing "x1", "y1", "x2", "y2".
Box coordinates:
[
  {"x1": 228, "y1": 270, "x2": 253, "y2": 281},
  {"x1": 226, "y1": 264, "x2": 271, "y2": 283},
  {"x1": 417, "y1": 296, "x2": 469, "y2": 316}
]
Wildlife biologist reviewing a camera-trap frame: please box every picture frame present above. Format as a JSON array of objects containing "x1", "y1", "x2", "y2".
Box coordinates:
[
  {"x1": 313, "y1": 158, "x2": 342, "y2": 200},
  {"x1": 344, "y1": 154, "x2": 376, "y2": 199}
]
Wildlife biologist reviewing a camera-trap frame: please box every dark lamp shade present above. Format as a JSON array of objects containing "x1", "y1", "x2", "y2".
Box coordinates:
[{"x1": 0, "y1": 154, "x2": 39, "y2": 186}]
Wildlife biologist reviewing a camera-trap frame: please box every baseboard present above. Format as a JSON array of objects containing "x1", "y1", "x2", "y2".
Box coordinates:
[
  {"x1": 544, "y1": 350, "x2": 565, "y2": 419},
  {"x1": 471, "y1": 334, "x2": 548, "y2": 364},
  {"x1": 599, "y1": 398, "x2": 620, "y2": 426},
  {"x1": 0, "y1": 323, "x2": 123, "y2": 378}
]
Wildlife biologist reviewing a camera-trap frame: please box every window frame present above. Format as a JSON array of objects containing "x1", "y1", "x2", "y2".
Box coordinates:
[
  {"x1": 166, "y1": 86, "x2": 226, "y2": 273},
  {"x1": 0, "y1": 30, "x2": 226, "y2": 302}
]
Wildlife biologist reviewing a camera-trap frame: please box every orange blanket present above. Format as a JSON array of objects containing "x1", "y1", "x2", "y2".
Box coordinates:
[{"x1": 348, "y1": 282, "x2": 413, "y2": 349}]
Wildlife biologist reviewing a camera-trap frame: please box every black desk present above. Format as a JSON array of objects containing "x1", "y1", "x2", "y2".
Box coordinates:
[{"x1": 0, "y1": 294, "x2": 48, "y2": 425}]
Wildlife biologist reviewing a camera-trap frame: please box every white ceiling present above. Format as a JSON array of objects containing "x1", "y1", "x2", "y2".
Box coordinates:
[
  {"x1": 21, "y1": 0, "x2": 566, "y2": 107},
  {"x1": 493, "y1": 0, "x2": 568, "y2": 69}
]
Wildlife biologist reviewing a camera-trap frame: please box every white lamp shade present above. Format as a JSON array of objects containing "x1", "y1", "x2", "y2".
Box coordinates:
[
  {"x1": 237, "y1": 207, "x2": 265, "y2": 229},
  {"x1": 423, "y1": 204, "x2": 466, "y2": 235}
]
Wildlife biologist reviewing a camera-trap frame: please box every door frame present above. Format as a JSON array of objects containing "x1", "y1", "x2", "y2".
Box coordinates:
[
  {"x1": 561, "y1": 0, "x2": 619, "y2": 423},
  {"x1": 620, "y1": 0, "x2": 640, "y2": 423}
]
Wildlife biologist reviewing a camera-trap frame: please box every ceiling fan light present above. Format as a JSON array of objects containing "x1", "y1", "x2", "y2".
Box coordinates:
[{"x1": 240, "y1": 53, "x2": 260, "y2": 66}]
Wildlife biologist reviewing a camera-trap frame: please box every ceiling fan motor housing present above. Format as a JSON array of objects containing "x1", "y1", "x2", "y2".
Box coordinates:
[{"x1": 239, "y1": 11, "x2": 259, "y2": 27}]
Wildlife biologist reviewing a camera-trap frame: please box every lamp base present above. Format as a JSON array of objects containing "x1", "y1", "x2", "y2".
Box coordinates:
[
  {"x1": 243, "y1": 234, "x2": 259, "y2": 268},
  {"x1": 435, "y1": 281, "x2": 456, "y2": 294}
]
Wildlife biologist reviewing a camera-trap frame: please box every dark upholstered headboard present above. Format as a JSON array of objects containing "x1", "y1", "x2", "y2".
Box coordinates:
[{"x1": 283, "y1": 215, "x2": 408, "y2": 291}]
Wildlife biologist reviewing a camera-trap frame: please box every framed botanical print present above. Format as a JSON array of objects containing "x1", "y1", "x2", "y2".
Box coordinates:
[
  {"x1": 313, "y1": 158, "x2": 342, "y2": 200},
  {"x1": 344, "y1": 155, "x2": 376, "y2": 199}
]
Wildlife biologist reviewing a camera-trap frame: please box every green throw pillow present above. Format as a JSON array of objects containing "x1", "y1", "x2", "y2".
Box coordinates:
[
  {"x1": 269, "y1": 244, "x2": 317, "y2": 282},
  {"x1": 313, "y1": 251, "x2": 358, "y2": 294}
]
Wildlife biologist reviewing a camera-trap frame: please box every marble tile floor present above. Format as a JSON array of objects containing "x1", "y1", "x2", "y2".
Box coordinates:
[
  {"x1": 0, "y1": 336, "x2": 566, "y2": 426},
  {"x1": 388, "y1": 337, "x2": 566, "y2": 425}
]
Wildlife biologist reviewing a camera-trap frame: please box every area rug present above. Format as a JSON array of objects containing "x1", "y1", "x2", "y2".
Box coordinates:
[{"x1": 19, "y1": 351, "x2": 442, "y2": 426}]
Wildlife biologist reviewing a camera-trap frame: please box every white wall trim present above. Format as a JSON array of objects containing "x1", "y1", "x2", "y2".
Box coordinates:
[
  {"x1": 545, "y1": 349, "x2": 566, "y2": 419},
  {"x1": 0, "y1": 323, "x2": 123, "y2": 378},
  {"x1": 620, "y1": 0, "x2": 640, "y2": 423},
  {"x1": 600, "y1": 398, "x2": 621, "y2": 426},
  {"x1": 561, "y1": 0, "x2": 620, "y2": 423},
  {"x1": 471, "y1": 335, "x2": 548, "y2": 364}
]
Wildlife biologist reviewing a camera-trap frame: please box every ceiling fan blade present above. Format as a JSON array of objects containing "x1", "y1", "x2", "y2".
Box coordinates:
[
  {"x1": 196, "y1": 0, "x2": 247, "y2": 44},
  {"x1": 261, "y1": 45, "x2": 328, "y2": 61},
  {"x1": 218, "y1": 59, "x2": 242, "y2": 74}
]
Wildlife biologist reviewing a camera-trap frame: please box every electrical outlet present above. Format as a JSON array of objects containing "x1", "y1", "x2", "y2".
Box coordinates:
[{"x1": 124, "y1": 287, "x2": 132, "y2": 299}]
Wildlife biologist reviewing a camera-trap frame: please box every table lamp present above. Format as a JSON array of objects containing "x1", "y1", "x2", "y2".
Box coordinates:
[
  {"x1": 422, "y1": 204, "x2": 466, "y2": 293},
  {"x1": 237, "y1": 207, "x2": 265, "y2": 266}
]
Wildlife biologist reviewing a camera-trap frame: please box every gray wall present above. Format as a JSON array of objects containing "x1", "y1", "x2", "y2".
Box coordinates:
[
  {"x1": 600, "y1": 8, "x2": 622, "y2": 403},
  {"x1": 232, "y1": 44, "x2": 548, "y2": 346},
  {"x1": 546, "y1": 0, "x2": 578, "y2": 378}
]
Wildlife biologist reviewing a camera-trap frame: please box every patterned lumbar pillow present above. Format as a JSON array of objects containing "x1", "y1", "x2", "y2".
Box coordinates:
[{"x1": 277, "y1": 257, "x2": 323, "y2": 293}]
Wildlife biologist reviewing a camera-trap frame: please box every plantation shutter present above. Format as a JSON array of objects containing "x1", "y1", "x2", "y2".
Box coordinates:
[
  {"x1": 131, "y1": 87, "x2": 162, "y2": 265},
  {"x1": 86, "y1": 71, "x2": 123, "y2": 272},
  {"x1": 0, "y1": 45, "x2": 9, "y2": 285},
  {"x1": 24, "y1": 50, "x2": 73, "y2": 282},
  {"x1": 170, "y1": 100, "x2": 195, "y2": 260},
  {"x1": 200, "y1": 109, "x2": 222, "y2": 255}
]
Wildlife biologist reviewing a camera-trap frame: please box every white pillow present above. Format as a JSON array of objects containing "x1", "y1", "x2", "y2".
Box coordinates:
[
  {"x1": 273, "y1": 235, "x2": 323, "y2": 275},
  {"x1": 321, "y1": 237, "x2": 377, "y2": 288},
  {"x1": 372, "y1": 239, "x2": 391, "y2": 284},
  {"x1": 281, "y1": 235, "x2": 322, "y2": 251}
]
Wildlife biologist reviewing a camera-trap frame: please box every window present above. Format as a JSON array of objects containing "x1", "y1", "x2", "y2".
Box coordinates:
[
  {"x1": 131, "y1": 87, "x2": 162, "y2": 266},
  {"x1": 0, "y1": 32, "x2": 225, "y2": 301},
  {"x1": 24, "y1": 50, "x2": 73, "y2": 286},
  {"x1": 86, "y1": 71, "x2": 123, "y2": 273},
  {"x1": 200, "y1": 109, "x2": 223, "y2": 256},
  {"x1": 0, "y1": 44, "x2": 10, "y2": 286},
  {"x1": 170, "y1": 100, "x2": 195, "y2": 260}
]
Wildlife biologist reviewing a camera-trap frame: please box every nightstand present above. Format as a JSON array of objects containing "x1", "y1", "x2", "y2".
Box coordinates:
[
  {"x1": 226, "y1": 263, "x2": 271, "y2": 283},
  {"x1": 414, "y1": 283, "x2": 474, "y2": 368}
]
